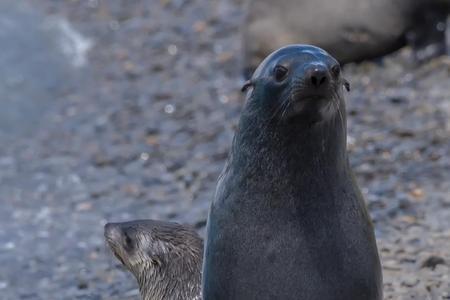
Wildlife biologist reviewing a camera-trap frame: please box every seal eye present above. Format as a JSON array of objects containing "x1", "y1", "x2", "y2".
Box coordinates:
[
  {"x1": 151, "y1": 258, "x2": 160, "y2": 266},
  {"x1": 124, "y1": 233, "x2": 133, "y2": 247},
  {"x1": 331, "y1": 65, "x2": 340, "y2": 77},
  {"x1": 273, "y1": 65, "x2": 288, "y2": 81}
]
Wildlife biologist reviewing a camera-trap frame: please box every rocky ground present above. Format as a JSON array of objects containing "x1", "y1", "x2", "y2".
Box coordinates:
[{"x1": 0, "y1": 0, "x2": 449, "y2": 299}]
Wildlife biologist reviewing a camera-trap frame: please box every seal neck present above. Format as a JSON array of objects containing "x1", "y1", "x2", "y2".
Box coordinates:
[
  {"x1": 230, "y1": 105, "x2": 348, "y2": 181},
  {"x1": 137, "y1": 253, "x2": 201, "y2": 300}
]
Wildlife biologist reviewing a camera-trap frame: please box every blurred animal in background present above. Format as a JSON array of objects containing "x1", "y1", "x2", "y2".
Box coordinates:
[
  {"x1": 243, "y1": 0, "x2": 450, "y2": 76},
  {"x1": 104, "y1": 220, "x2": 202, "y2": 300}
]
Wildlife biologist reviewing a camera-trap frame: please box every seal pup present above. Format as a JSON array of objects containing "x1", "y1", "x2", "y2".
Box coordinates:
[
  {"x1": 104, "y1": 220, "x2": 203, "y2": 300},
  {"x1": 203, "y1": 45, "x2": 383, "y2": 300},
  {"x1": 243, "y1": 0, "x2": 449, "y2": 74}
]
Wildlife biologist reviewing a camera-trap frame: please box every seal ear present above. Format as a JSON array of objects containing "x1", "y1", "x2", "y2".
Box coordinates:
[
  {"x1": 241, "y1": 80, "x2": 254, "y2": 93},
  {"x1": 343, "y1": 79, "x2": 351, "y2": 92}
]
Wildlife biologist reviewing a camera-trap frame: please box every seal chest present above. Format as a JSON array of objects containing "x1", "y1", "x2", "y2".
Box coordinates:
[{"x1": 203, "y1": 45, "x2": 382, "y2": 300}]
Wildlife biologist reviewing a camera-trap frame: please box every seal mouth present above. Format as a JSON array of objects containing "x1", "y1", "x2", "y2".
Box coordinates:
[
  {"x1": 289, "y1": 89, "x2": 335, "y2": 113},
  {"x1": 297, "y1": 94, "x2": 329, "y2": 102},
  {"x1": 104, "y1": 223, "x2": 130, "y2": 266},
  {"x1": 105, "y1": 236, "x2": 128, "y2": 266},
  {"x1": 112, "y1": 249, "x2": 127, "y2": 266},
  {"x1": 291, "y1": 83, "x2": 335, "y2": 102},
  {"x1": 290, "y1": 81, "x2": 335, "y2": 103},
  {"x1": 279, "y1": 85, "x2": 339, "y2": 122}
]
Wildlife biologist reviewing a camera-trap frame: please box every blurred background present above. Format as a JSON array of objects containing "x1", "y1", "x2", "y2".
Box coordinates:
[{"x1": 0, "y1": 0, "x2": 449, "y2": 299}]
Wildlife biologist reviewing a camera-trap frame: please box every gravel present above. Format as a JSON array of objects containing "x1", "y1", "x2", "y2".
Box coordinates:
[{"x1": 0, "y1": 1, "x2": 449, "y2": 299}]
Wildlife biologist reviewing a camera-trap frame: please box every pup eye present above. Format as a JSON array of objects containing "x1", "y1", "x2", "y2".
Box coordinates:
[
  {"x1": 331, "y1": 65, "x2": 340, "y2": 77},
  {"x1": 124, "y1": 233, "x2": 133, "y2": 246},
  {"x1": 151, "y1": 258, "x2": 160, "y2": 266},
  {"x1": 273, "y1": 65, "x2": 288, "y2": 81}
]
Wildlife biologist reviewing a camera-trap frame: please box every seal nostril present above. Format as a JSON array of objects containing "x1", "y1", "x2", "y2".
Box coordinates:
[
  {"x1": 309, "y1": 68, "x2": 328, "y2": 88},
  {"x1": 310, "y1": 74, "x2": 327, "y2": 87}
]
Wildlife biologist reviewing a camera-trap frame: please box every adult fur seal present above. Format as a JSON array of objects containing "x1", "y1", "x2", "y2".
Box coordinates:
[
  {"x1": 203, "y1": 45, "x2": 382, "y2": 300},
  {"x1": 243, "y1": 0, "x2": 449, "y2": 74},
  {"x1": 104, "y1": 220, "x2": 202, "y2": 300}
]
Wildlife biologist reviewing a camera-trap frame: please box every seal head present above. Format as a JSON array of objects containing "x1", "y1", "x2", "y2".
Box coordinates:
[
  {"x1": 242, "y1": 44, "x2": 350, "y2": 124},
  {"x1": 104, "y1": 220, "x2": 202, "y2": 300}
]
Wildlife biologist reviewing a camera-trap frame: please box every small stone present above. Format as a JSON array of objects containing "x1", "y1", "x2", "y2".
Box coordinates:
[
  {"x1": 167, "y1": 44, "x2": 178, "y2": 56},
  {"x1": 93, "y1": 154, "x2": 113, "y2": 167},
  {"x1": 146, "y1": 134, "x2": 159, "y2": 146},
  {"x1": 383, "y1": 260, "x2": 401, "y2": 271},
  {"x1": 401, "y1": 276, "x2": 419, "y2": 287},
  {"x1": 140, "y1": 152, "x2": 150, "y2": 161},
  {"x1": 123, "y1": 61, "x2": 139, "y2": 78},
  {"x1": 164, "y1": 104, "x2": 175, "y2": 114},
  {"x1": 123, "y1": 61, "x2": 136, "y2": 73},
  {"x1": 109, "y1": 20, "x2": 119, "y2": 31},
  {"x1": 390, "y1": 97, "x2": 407, "y2": 104},
  {"x1": 76, "y1": 202, "x2": 93, "y2": 212},
  {"x1": 421, "y1": 255, "x2": 446, "y2": 270},
  {"x1": 219, "y1": 95, "x2": 229, "y2": 104},
  {"x1": 193, "y1": 21, "x2": 207, "y2": 33},
  {"x1": 89, "y1": 251, "x2": 99, "y2": 260},
  {"x1": 398, "y1": 215, "x2": 417, "y2": 224},
  {"x1": 77, "y1": 280, "x2": 89, "y2": 290},
  {"x1": 409, "y1": 188, "x2": 425, "y2": 200},
  {"x1": 4, "y1": 242, "x2": 15, "y2": 250},
  {"x1": 124, "y1": 288, "x2": 140, "y2": 297},
  {"x1": 123, "y1": 184, "x2": 144, "y2": 198},
  {"x1": 217, "y1": 52, "x2": 233, "y2": 63}
]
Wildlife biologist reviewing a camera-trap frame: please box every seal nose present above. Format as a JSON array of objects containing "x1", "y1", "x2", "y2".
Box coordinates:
[{"x1": 306, "y1": 65, "x2": 329, "y2": 88}]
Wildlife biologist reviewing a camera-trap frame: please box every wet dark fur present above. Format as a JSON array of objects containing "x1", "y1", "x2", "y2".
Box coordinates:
[
  {"x1": 203, "y1": 45, "x2": 383, "y2": 300},
  {"x1": 104, "y1": 220, "x2": 203, "y2": 300}
]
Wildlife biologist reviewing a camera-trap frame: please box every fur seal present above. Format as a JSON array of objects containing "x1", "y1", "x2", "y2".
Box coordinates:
[
  {"x1": 104, "y1": 220, "x2": 203, "y2": 300},
  {"x1": 243, "y1": 0, "x2": 449, "y2": 74},
  {"x1": 203, "y1": 45, "x2": 383, "y2": 300}
]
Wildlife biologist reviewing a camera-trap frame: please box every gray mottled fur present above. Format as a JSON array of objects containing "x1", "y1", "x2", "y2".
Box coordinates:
[{"x1": 104, "y1": 220, "x2": 202, "y2": 300}]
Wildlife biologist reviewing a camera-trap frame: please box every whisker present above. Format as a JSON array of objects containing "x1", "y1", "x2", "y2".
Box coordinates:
[
  {"x1": 261, "y1": 84, "x2": 294, "y2": 132},
  {"x1": 331, "y1": 90, "x2": 345, "y2": 132},
  {"x1": 279, "y1": 96, "x2": 292, "y2": 122}
]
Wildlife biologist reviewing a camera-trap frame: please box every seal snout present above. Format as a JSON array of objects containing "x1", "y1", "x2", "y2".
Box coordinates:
[
  {"x1": 104, "y1": 222, "x2": 122, "y2": 243},
  {"x1": 305, "y1": 64, "x2": 330, "y2": 89},
  {"x1": 290, "y1": 63, "x2": 333, "y2": 104}
]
